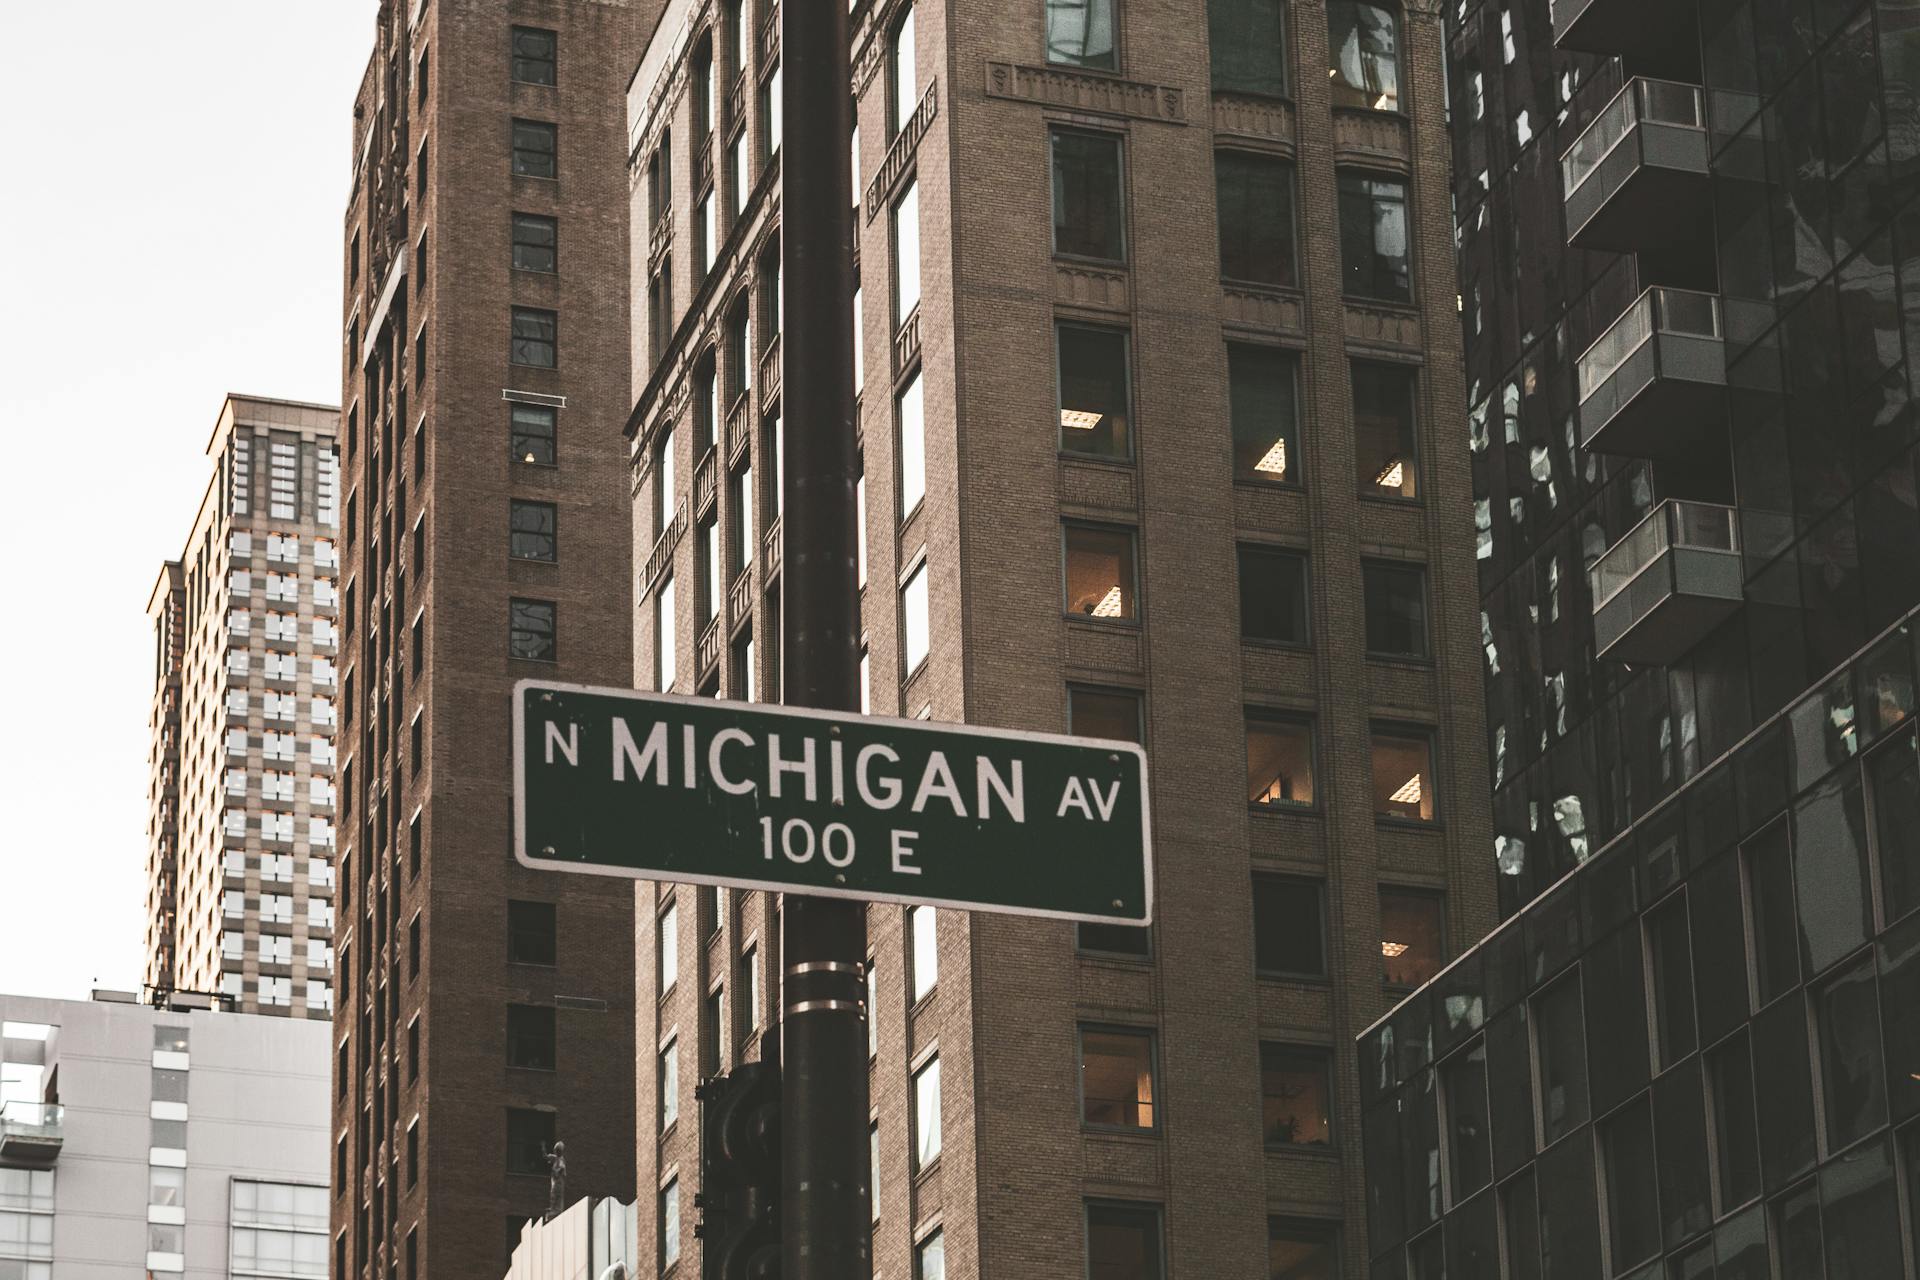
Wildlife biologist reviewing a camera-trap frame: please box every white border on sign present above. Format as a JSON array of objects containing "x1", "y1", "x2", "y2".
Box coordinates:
[{"x1": 510, "y1": 677, "x2": 1155, "y2": 927}]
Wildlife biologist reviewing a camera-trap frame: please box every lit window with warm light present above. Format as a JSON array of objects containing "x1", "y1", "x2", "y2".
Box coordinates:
[
  {"x1": 1063, "y1": 524, "x2": 1137, "y2": 620},
  {"x1": 1246, "y1": 715, "x2": 1315, "y2": 810},
  {"x1": 1379, "y1": 887, "x2": 1443, "y2": 987},
  {"x1": 1372, "y1": 726, "x2": 1435, "y2": 822},
  {"x1": 1057, "y1": 323, "x2": 1131, "y2": 459},
  {"x1": 1228, "y1": 342, "x2": 1299, "y2": 483},
  {"x1": 1353, "y1": 359, "x2": 1418, "y2": 498}
]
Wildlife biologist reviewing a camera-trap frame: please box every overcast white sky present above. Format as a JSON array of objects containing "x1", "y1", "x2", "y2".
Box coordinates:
[{"x1": 0, "y1": 3, "x2": 378, "y2": 999}]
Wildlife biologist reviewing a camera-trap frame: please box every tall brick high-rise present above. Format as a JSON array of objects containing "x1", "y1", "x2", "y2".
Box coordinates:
[
  {"x1": 625, "y1": 0, "x2": 1493, "y2": 1273},
  {"x1": 146, "y1": 393, "x2": 341, "y2": 1019},
  {"x1": 331, "y1": 3, "x2": 647, "y2": 1275}
]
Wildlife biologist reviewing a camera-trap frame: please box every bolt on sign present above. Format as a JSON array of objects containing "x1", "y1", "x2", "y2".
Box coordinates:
[{"x1": 513, "y1": 681, "x2": 1153, "y2": 924}]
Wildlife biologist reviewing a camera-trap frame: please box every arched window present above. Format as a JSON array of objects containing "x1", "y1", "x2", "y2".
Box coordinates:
[
  {"x1": 1328, "y1": 1, "x2": 1399, "y2": 112},
  {"x1": 693, "y1": 35, "x2": 715, "y2": 139},
  {"x1": 726, "y1": 297, "x2": 752, "y2": 403}
]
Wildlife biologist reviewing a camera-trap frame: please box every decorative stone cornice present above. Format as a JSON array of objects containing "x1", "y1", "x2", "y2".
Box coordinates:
[{"x1": 984, "y1": 62, "x2": 1186, "y2": 124}]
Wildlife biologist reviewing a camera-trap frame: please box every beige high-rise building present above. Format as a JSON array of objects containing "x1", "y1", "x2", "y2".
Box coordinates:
[
  {"x1": 146, "y1": 393, "x2": 341, "y2": 1021},
  {"x1": 627, "y1": 0, "x2": 1493, "y2": 1274}
]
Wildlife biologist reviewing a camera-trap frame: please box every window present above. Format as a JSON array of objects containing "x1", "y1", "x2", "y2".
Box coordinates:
[
  {"x1": 1378, "y1": 887, "x2": 1442, "y2": 985},
  {"x1": 730, "y1": 461, "x2": 756, "y2": 574},
  {"x1": 1061, "y1": 524, "x2": 1143, "y2": 624},
  {"x1": 511, "y1": 402, "x2": 556, "y2": 465},
  {"x1": 1371, "y1": 727, "x2": 1435, "y2": 822},
  {"x1": 915, "y1": 1229, "x2": 945, "y2": 1280},
  {"x1": 1210, "y1": 0, "x2": 1286, "y2": 96},
  {"x1": 1253, "y1": 874, "x2": 1326, "y2": 977},
  {"x1": 510, "y1": 308, "x2": 557, "y2": 367},
  {"x1": 659, "y1": 900, "x2": 680, "y2": 993},
  {"x1": 1600, "y1": 1098, "x2": 1660, "y2": 1271},
  {"x1": 659, "y1": 1177, "x2": 680, "y2": 1270},
  {"x1": 657, "y1": 575, "x2": 678, "y2": 691},
  {"x1": 892, "y1": 179, "x2": 920, "y2": 324},
  {"x1": 1707, "y1": 1032, "x2": 1761, "y2": 1213},
  {"x1": 910, "y1": 904, "x2": 938, "y2": 1002},
  {"x1": 1086, "y1": 1202, "x2": 1163, "y2": 1280},
  {"x1": 505, "y1": 1109, "x2": 554, "y2": 1176},
  {"x1": 1079, "y1": 1028, "x2": 1156, "y2": 1129},
  {"x1": 1337, "y1": 171, "x2": 1410, "y2": 301},
  {"x1": 510, "y1": 599, "x2": 557, "y2": 661},
  {"x1": 1056, "y1": 324, "x2": 1131, "y2": 459},
  {"x1": 1046, "y1": 0, "x2": 1116, "y2": 69},
  {"x1": 1051, "y1": 128, "x2": 1124, "y2": 261},
  {"x1": 1328, "y1": 2, "x2": 1399, "y2": 111},
  {"x1": 1442, "y1": 1043, "x2": 1491, "y2": 1199},
  {"x1": 1069, "y1": 686, "x2": 1142, "y2": 743},
  {"x1": 1247, "y1": 714, "x2": 1314, "y2": 809},
  {"x1": 1815, "y1": 957, "x2": 1886, "y2": 1151},
  {"x1": 699, "y1": 518, "x2": 720, "y2": 621},
  {"x1": 1260, "y1": 1043, "x2": 1331, "y2": 1148},
  {"x1": 897, "y1": 371, "x2": 926, "y2": 518},
  {"x1": 1215, "y1": 150, "x2": 1296, "y2": 287},
  {"x1": 511, "y1": 27, "x2": 557, "y2": 85},
  {"x1": 509, "y1": 500, "x2": 557, "y2": 562},
  {"x1": 1362, "y1": 561, "x2": 1427, "y2": 657},
  {"x1": 695, "y1": 190, "x2": 715, "y2": 278},
  {"x1": 153, "y1": 1117, "x2": 188, "y2": 1150},
  {"x1": 1744, "y1": 821, "x2": 1799, "y2": 1005},
  {"x1": 901, "y1": 559, "x2": 931, "y2": 675},
  {"x1": 1352, "y1": 360, "x2": 1418, "y2": 497},
  {"x1": 1238, "y1": 545, "x2": 1308, "y2": 645},
  {"x1": 692, "y1": 36, "x2": 715, "y2": 140},
  {"x1": 1532, "y1": 974, "x2": 1588, "y2": 1147},
  {"x1": 506, "y1": 1006, "x2": 555, "y2": 1071},
  {"x1": 1645, "y1": 892, "x2": 1697, "y2": 1069},
  {"x1": 740, "y1": 944, "x2": 760, "y2": 1033},
  {"x1": 912, "y1": 1055, "x2": 941, "y2": 1171},
  {"x1": 510, "y1": 119, "x2": 557, "y2": 178},
  {"x1": 659, "y1": 1037, "x2": 679, "y2": 1131},
  {"x1": 1228, "y1": 344, "x2": 1299, "y2": 482},
  {"x1": 1267, "y1": 1219, "x2": 1338, "y2": 1280},
  {"x1": 1868, "y1": 730, "x2": 1920, "y2": 922},
  {"x1": 888, "y1": 5, "x2": 917, "y2": 138},
  {"x1": 511, "y1": 213, "x2": 557, "y2": 273}
]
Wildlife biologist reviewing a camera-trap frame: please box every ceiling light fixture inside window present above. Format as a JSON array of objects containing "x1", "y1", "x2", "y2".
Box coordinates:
[
  {"x1": 1091, "y1": 586, "x2": 1125, "y2": 618},
  {"x1": 1389, "y1": 773, "x2": 1423, "y2": 806},
  {"x1": 1255, "y1": 439, "x2": 1288, "y2": 476},
  {"x1": 1060, "y1": 409, "x2": 1103, "y2": 431}
]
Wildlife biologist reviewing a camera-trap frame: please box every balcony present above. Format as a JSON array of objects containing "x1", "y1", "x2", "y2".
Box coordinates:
[
  {"x1": 1551, "y1": 0, "x2": 1697, "y2": 61},
  {"x1": 764, "y1": 515, "x2": 783, "y2": 577},
  {"x1": 0, "y1": 1102, "x2": 63, "y2": 1165},
  {"x1": 759, "y1": 334, "x2": 782, "y2": 410},
  {"x1": 1576, "y1": 287, "x2": 1726, "y2": 460},
  {"x1": 694, "y1": 446, "x2": 719, "y2": 521},
  {"x1": 1590, "y1": 501, "x2": 1742, "y2": 666},
  {"x1": 1561, "y1": 79, "x2": 1709, "y2": 252}
]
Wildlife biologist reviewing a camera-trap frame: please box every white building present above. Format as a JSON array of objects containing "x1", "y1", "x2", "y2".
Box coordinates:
[{"x1": 0, "y1": 991, "x2": 329, "y2": 1280}]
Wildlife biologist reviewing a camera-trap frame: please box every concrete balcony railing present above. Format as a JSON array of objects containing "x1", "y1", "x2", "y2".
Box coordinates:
[
  {"x1": 726, "y1": 391, "x2": 752, "y2": 467},
  {"x1": 728, "y1": 567, "x2": 755, "y2": 632},
  {"x1": 694, "y1": 446, "x2": 719, "y2": 521},
  {"x1": 698, "y1": 615, "x2": 723, "y2": 678},
  {"x1": 0, "y1": 1102, "x2": 64, "y2": 1165},
  {"x1": 1577, "y1": 286, "x2": 1726, "y2": 460},
  {"x1": 1590, "y1": 500, "x2": 1743, "y2": 666},
  {"x1": 764, "y1": 514, "x2": 783, "y2": 578},
  {"x1": 1561, "y1": 78, "x2": 1709, "y2": 252},
  {"x1": 758, "y1": 333, "x2": 782, "y2": 409}
]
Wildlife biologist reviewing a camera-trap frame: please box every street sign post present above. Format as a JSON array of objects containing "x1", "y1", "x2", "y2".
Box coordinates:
[{"x1": 513, "y1": 679, "x2": 1154, "y2": 924}]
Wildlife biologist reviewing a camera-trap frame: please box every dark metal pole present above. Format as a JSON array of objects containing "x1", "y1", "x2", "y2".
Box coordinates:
[{"x1": 778, "y1": 0, "x2": 870, "y2": 1277}]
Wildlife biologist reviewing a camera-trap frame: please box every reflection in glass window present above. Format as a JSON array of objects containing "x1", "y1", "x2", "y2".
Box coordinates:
[
  {"x1": 897, "y1": 371, "x2": 925, "y2": 518},
  {"x1": 901, "y1": 559, "x2": 930, "y2": 675},
  {"x1": 1247, "y1": 716, "x2": 1314, "y2": 808},
  {"x1": 510, "y1": 307, "x2": 557, "y2": 367},
  {"x1": 1045, "y1": 0, "x2": 1115, "y2": 69},
  {"x1": 1228, "y1": 344, "x2": 1299, "y2": 482},
  {"x1": 1328, "y1": 1, "x2": 1399, "y2": 111},
  {"x1": 1815, "y1": 957, "x2": 1886, "y2": 1151},
  {"x1": 1532, "y1": 975, "x2": 1587, "y2": 1148},
  {"x1": 1442, "y1": 1043, "x2": 1491, "y2": 1202},
  {"x1": 915, "y1": 1228, "x2": 945, "y2": 1280},
  {"x1": 659, "y1": 1176, "x2": 680, "y2": 1270},
  {"x1": 892, "y1": 180, "x2": 920, "y2": 324},
  {"x1": 510, "y1": 599, "x2": 557, "y2": 662},
  {"x1": 1337, "y1": 171, "x2": 1411, "y2": 301},
  {"x1": 1792, "y1": 772, "x2": 1871, "y2": 974},
  {"x1": 1260, "y1": 1044, "x2": 1331, "y2": 1147},
  {"x1": 1252, "y1": 874, "x2": 1325, "y2": 976},
  {"x1": 1379, "y1": 888, "x2": 1443, "y2": 986},
  {"x1": 912, "y1": 1055, "x2": 941, "y2": 1171},
  {"x1": 1056, "y1": 324, "x2": 1131, "y2": 458},
  {"x1": 910, "y1": 905, "x2": 938, "y2": 1002},
  {"x1": 1868, "y1": 729, "x2": 1920, "y2": 924},
  {"x1": 509, "y1": 501, "x2": 557, "y2": 561},
  {"x1": 1063, "y1": 524, "x2": 1137, "y2": 620}
]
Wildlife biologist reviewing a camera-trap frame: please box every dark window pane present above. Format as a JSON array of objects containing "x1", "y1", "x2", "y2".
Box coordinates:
[
  {"x1": 1210, "y1": 0, "x2": 1286, "y2": 96},
  {"x1": 1533, "y1": 974, "x2": 1588, "y2": 1148},
  {"x1": 1078, "y1": 922, "x2": 1150, "y2": 956},
  {"x1": 1868, "y1": 729, "x2": 1920, "y2": 923},
  {"x1": 1902, "y1": 1127, "x2": 1920, "y2": 1267},
  {"x1": 1380, "y1": 887, "x2": 1443, "y2": 986},
  {"x1": 1669, "y1": 1240, "x2": 1714, "y2": 1280},
  {"x1": 1080, "y1": 1028, "x2": 1155, "y2": 1129},
  {"x1": 1820, "y1": 1136, "x2": 1903, "y2": 1280},
  {"x1": 1442, "y1": 1042, "x2": 1492, "y2": 1200},
  {"x1": 511, "y1": 119, "x2": 557, "y2": 178},
  {"x1": 1267, "y1": 1217, "x2": 1337, "y2": 1279},
  {"x1": 1372, "y1": 730, "x2": 1436, "y2": 824},
  {"x1": 1793, "y1": 772, "x2": 1872, "y2": 977},
  {"x1": 1537, "y1": 1127, "x2": 1602, "y2": 1280},
  {"x1": 1051, "y1": 129, "x2": 1124, "y2": 261},
  {"x1": 510, "y1": 500, "x2": 557, "y2": 561},
  {"x1": 1260, "y1": 1043, "x2": 1332, "y2": 1148},
  {"x1": 1365, "y1": 1096, "x2": 1405, "y2": 1256},
  {"x1": 1215, "y1": 150, "x2": 1296, "y2": 286},
  {"x1": 1363, "y1": 561, "x2": 1428, "y2": 657},
  {"x1": 1046, "y1": 0, "x2": 1115, "y2": 69},
  {"x1": 1502, "y1": 1170, "x2": 1543, "y2": 1280},
  {"x1": 505, "y1": 1004, "x2": 555, "y2": 1071},
  {"x1": 1085, "y1": 1202, "x2": 1162, "y2": 1280},
  {"x1": 511, "y1": 27, "x2": 556, "y2": 85},
  {"x1": 1229, "y1": 343, "x2": 1300, "y2": 483},
  {"x1": 1713, "y1": 1204, "x2": 1768, "y2": 1280},
  {"x1": 1057, "y1": 325, "x2": 1131, "y2": 458},
  {"x1": 1773, "y1": 1182, "x2": 1823, "y2": 1280},
  {"x1": 1584, "y1": 927, "x2": 1649, "y2": 1118},
  {"x1": 1744, "y1": 821, "x2": 1799, "y2": 1006},
  {"x1": 511, "y1": 213, "x2": 557, "y2": 272},
  {"x1": 1652, "y1": 1060, "x2": 1712, "y2": 1249},
  {"x1": 1816, "y1": 956, "x2": 1886, "y2": 1151},
  {"x1": 1751, "y1": 994, "x2": 1817, "y2": 1191},
  {"x1": 1064, "y1": 525, "x2": 1137, "y2": 619},
  {"x1": 510, "y1": 598, "x2": 557, "y2": 662},
  {"x1": 1401, "y1": 1067, "x2": 1441, "y2": 1232},
  {"x1": 1353, "y1": 361, "x2": 1418, "y2": 498},
  {"x1": 1238, "y1": 545, "x2": 1308, "y2": 645},
  {"x1": 1407, "y1": 1228, "x2": 1444, "y2": 1280},
  {"x1": 510, "y1": 403, "x2": 556, "y2": 465},
  {"x1": 1880, "y1": 912, "x2": 1920, "y2": 1122},
  {"x1": 1601, "y1": 1098, "x2": 1661, "y2": 1272},
  {"x1": 1486, "y1": 1007, "x2": 1535, "y2": 1181},
  {"x1": 1447, "y1": 1189, "x2": 1498, "y2": 1279},
  {"x1": 1069, "y1": 687, "x2": 1141, "y2": 743},
  {"x1": 1857, "y1": 630, "x2": 1915, "y2": 744},
  {"x1": 1328, "y1": 1, "x2": 1399, "y2": 111},
  {"x1": 1708, "y1": 1030, "x2": 1762, "y2": 1214},
  {"x1": 505, "y1": 1108, "x2": 554, "y2": 1176},
  {"x1": 1247, "y1": 716, "x2": 1315, "y2": 809},
  {"x1": 1337, "y1": 171, "x2": 1410, "y2": 301},
  {"x1": 1690, "y1": 852, "x2": 1750, "y2": 1045},
  {"x1": 1646, "y1": 892, "x2": 1698, "y2": 1069},
  {"x1": 510, "y1": 307, "x2": 557, "y2": 368},
  {"x1": 1253, "y1": 874, "x2": 1325, "y2": 977}
]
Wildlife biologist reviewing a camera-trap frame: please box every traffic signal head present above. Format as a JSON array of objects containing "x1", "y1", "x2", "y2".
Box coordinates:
[{"x1": 697, "y1": 1061, "x2": 781, "y2": 1280}]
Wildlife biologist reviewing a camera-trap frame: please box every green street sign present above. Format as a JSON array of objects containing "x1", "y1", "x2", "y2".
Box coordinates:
[{"x1": 513, "y1": 680, "x2": 1153, "y2": 924}]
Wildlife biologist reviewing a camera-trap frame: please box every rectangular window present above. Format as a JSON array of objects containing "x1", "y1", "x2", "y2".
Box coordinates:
[
  {"x1": 1362, "y1": 560, "x2": 1428, "y2": 657},
  {"x1": 1252, "y1": 874, "x2": 1326, "y2": 977},
  {"x1": 1056, "y1": 324, "x2": 1131, "y2": 459},
  {"x1": 506, "y1": 1005, "x2": 556, "y2": 1071},
  {"x1": 1215, "y1": 150, "x2": 1296, "y2": 286},
  {"x1": 1353, "y1": 360, "x2": 1418, "y2": 497},
  {"x1": 902, "y1": 559, "x2": 931, "y2": 676},
  {"x1": 1379, "y1": 887, "x2": 1443, "y2": 986},
  {"x1": 912, "y1": 1055, "x2": 941, "y2": 1171},
  {"x1": 1228, "y1": 343, "x2": 1299, "y2": 482},
  {"x1": 1706, "y1": 1031, "x2": 1761, "y2": 1213},
  {"x1": 1063, "y1": 524, "x2": 1138, "y2": 620},
  {"x1": 1328, "y1": 1, "x2": 1400, "y2": 111},
  {"x1": 511, "y1": 213, "x2": 557, "y2": 272},
  {"x1": 898, "y1": 371, "x2": 926, "y2": 519},
  {"x1": 1371, "y1": 726, "x2": 1436, "y2": 822},
  {"x1": 509, "y1": 599, "x2": 557, "y2": 662},
  {"x1": 910, "y1": 904, "x2": 938, "y2": 1002},
  {"x1": 1646, "y1": 891, "x2": 1698, "y2": 1069},
  {"x1": 1267, "y1": 1219, "x2": 1338, "y2": 1280},
  {"x1": 1080, "y1": 1027, "x2": 1156, "y2": 1129},
  {"x1": 1046, "y1": 0, "x2": 1116, "y2": 69},
  {"x1": 1069, "y1": 686, "x2": 1142, "y2": 744},
  {"x1": 1442, "y1": 1042, "x2": 1492, "y2": 1201},
  {"x1": 915, "y1": 1228, "x2": 945, "y2": 1280},
  {"x1": 659, "y1": 1037, "x2": 679, "y2": 1131},
  {"x1": 1210, "y1": 0, "x2": 1287, "y2": 96},
  {"x1": 1247, "y1": 714, "x2": 1314, "y2": 809},
  {"x1": 1051, "y1": 128, "x2": 1124, "y2": 261},
  {"x1": 511, "y1": 402, "x2": 557, "y2": 465},
  {"x1": 1532, "y1": 974, "x2": 1588, "y2": 1148},
  {"x1": 511, "y1": 27, "x2": 557, "y2": 85},
  {"x1": 659, "y1": 1177, "x2": 680, "y2": 1270},
  {"x1": 509, "y1": 500, "x2": 557, "y2": 561},
  {"x1": 1600, "y1": 1098, "x2": 1660, "y2": 1271},
  {"x1": 888, "y1": 7, "x2": 917, "y2": 137},
  {"x1": 510, "y1": 308, "x2": 557, "y2": 368},
  {"x1": 1868, "y1": 729, "x2": 1920, "y2": 923},
  {"x1": 659, "y1": 900, "x2": 680, "y2": 993},
  {"x1": 1237, "y1": 544, "x2": 1308, "y2": 645},
  {"x1": 1259, "y1": 1043, "x2": 1331, "y2": 1147},
  {"x1": 892, "y1": 180, "x2": 921, "y2": 325},
  {"x1": 505, "y1": 1109, "x2": 554, "y2": 1176},
  {"x1": 1337, "y1": 171, "x2": 1411, "y2": 301},
  {"x1": 657, "y1": 576, "x2": 678, "y2": 691},
  {"x1": 1085, "y1": 1202, "x2": 1163, "y2": 1280},
  {"x1": 1815, "y1": 956, "x2": 1886, "y2": 1152},
  {"x1": 1744, "y1": 821, "x2": 1799, "y2": 1006},
  {"x1": 740, "y1": 944, "x2": 760, "y2": 1033},
  {"x1": 510, "y1": 119, "x2": 557, "y2": 178}
]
